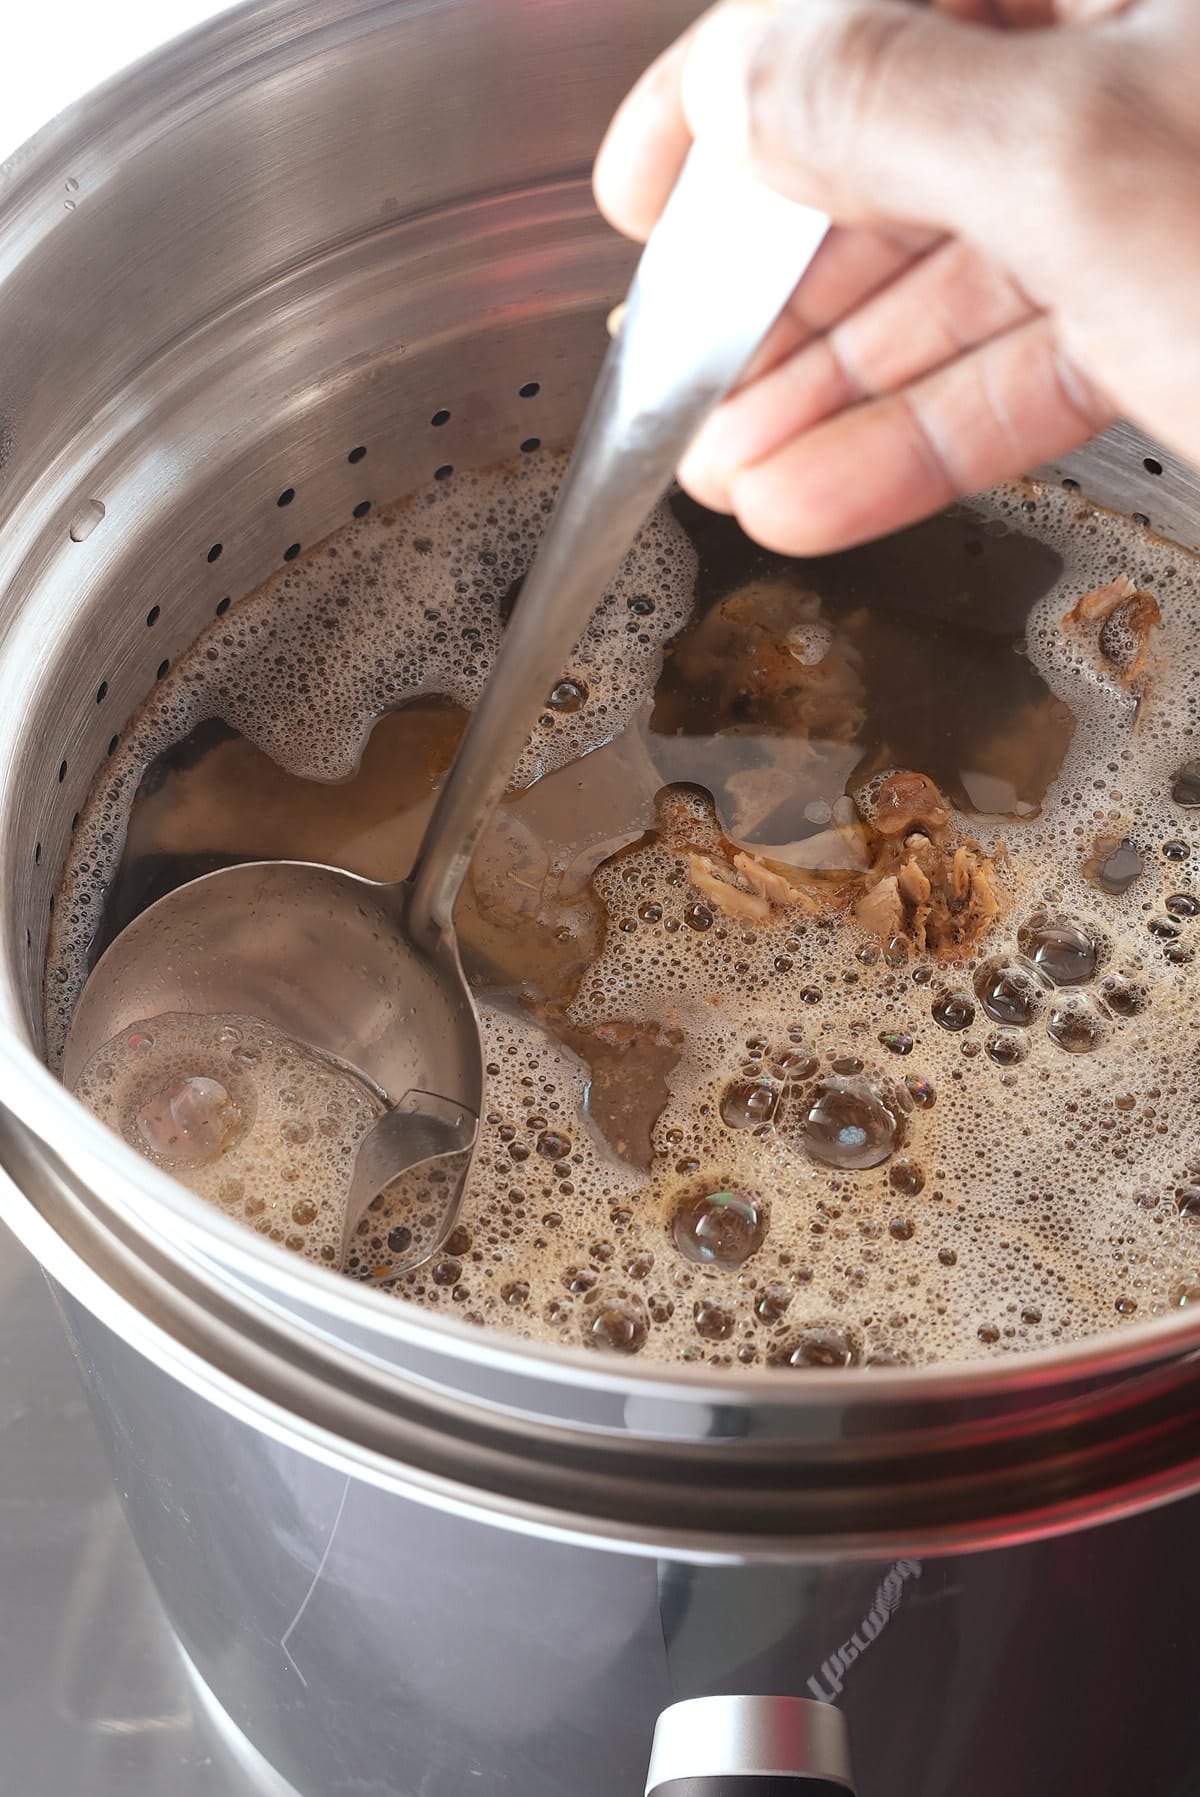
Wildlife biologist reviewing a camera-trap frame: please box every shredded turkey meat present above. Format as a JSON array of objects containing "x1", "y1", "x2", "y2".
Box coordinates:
[
  {"x1": 853, "y1": 771, "x2": 1004, "y2": 955},
  {"x1": 687, "y1": 849, "x2": 820, "y2": 922},
  {"x1": 733, "y1": 850, "x2": 801, "y2": 908},
  {"x1": 684, "y1": 770, "x2": 1003, "y2": 953}
]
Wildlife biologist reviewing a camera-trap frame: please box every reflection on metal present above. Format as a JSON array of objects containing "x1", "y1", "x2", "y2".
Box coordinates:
[
  {"x1": 53, "y1": 1496, "x2": 191, "y2": 1739},
  {"x1": 0, "y1": 1226, "x2": 299, "y2": 1795},
  {"x1": 805, "y1": 1561, "x2": 922, "y2": 1704},
  {"x1": 177, "y1": 1646, "x2": 307, "y2": 1797},
  {"x1": 645, "y1": 1695, "x2": 854, "y2": 1791}
]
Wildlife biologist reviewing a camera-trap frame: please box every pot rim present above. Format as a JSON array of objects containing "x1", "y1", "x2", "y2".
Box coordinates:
[{"x1": 14, "y1": 1098, "x2": 1200, "y2": 1560}]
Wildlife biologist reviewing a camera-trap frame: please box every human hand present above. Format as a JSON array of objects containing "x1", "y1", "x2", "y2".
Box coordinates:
[{"x1": 594, "y1": 0, "x2": 1198, "y2": 555}]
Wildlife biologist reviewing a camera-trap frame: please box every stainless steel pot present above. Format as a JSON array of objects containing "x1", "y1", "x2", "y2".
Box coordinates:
[{"x1": 4, "y1": 3, "x2": 1200, "y2": 1793}]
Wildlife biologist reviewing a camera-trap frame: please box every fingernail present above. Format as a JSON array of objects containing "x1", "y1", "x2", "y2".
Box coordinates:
[{"x1": 681, "y1": 3, "x2": 778, "y2": 156}]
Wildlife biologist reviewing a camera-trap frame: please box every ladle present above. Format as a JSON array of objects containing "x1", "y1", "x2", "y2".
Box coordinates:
[{"x1": 62, "y1": 147, "x2": 829, "y2": 1273}]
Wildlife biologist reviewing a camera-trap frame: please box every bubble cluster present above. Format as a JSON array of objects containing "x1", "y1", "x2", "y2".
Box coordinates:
[
  {"x1": 50, "y1": 468, "x2": 1200, "y2": 1368},
  {"x1": 72, "y1": 1013, "x2": 385, "y2": 1261}
]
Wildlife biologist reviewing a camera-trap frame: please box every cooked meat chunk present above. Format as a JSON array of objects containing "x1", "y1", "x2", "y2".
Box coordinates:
[
  {"x1": 854, "y1": 771, "x2": 1005, "y2": 955},
  {"x1": 733, "y1": 850, "x2": 800, "y2": 908},
  {"x1": 1063, "y1": 574, "x2": 1161, "y2": 687},
  {"x1": 855, "y1": 874, "x2": 904, "y2": 940},
  {"x1": 967, "y1": 857, "x2": 1002, "y2": 932},
  {"x1": 951, "y1": 844, "x2": 971, "y2": 904},
  {"x1": 897, "y1": 856, "x2": 932, "y2": 907},
  {"x1": 688, "y1": 852, "x2": 771, "y2": 923},
  {"x1": 873, "y1": 770, "x2": 952, "y2": 839},
  {"x1": 652, "y1": 577, "x2": 865, "y2": 741},
  {"x1": 687, "y1": 849, "x2": 820, "y2": 923}
]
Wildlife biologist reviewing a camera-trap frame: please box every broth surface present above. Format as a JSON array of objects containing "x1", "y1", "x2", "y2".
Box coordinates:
[{"x1": 52, "y1": 457, "x2": 1200, "y2": 1367}]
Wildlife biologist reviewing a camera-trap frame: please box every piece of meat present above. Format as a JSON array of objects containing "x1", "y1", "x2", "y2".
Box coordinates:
[
  {"x1": 688, "y1": 853, "x2": 771, "y2": 923},
  {"x1": 967, "y1": 859, "x2": 1002, "y2": 930},
  {"x1": 651, "y1": 577, "x2": 866, "y2": 742},
  {"x1": 854, "y1": 874, "x2": 904, "y2": 940},
  {"x1": 897, "y1": 857, "x2": 932, "y2": 907},
  {"x1": 853, "y1": 771, "x2": 1005, "y2": 956},
  {"x1": 687, "y1": 848, "x2": 821, "y2": 923},
  {"x1": 951, "y1": 844, "x2": 971, "y2": 903},
  {"x1": 873, "y1": 771, "x2": 952, "y2": 838},
  {"x1": 734, "y1": 850, "x2": 800, "y2": 908},
  {"x1": 1063, "y1": 574, "x2": 1161, "y2": 687}
]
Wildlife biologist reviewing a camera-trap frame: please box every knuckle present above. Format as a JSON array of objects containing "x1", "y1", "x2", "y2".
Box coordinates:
[{"x1": 747, "y1": 2, "x2": 916, "y2": 167}]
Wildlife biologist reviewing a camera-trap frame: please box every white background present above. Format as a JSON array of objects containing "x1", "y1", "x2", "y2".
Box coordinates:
[{"x1": 1, "y1": 2, "x2": 232, "y2": 161}]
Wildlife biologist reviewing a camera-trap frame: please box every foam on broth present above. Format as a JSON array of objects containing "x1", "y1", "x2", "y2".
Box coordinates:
[{"x1": 49, "y1": 455, "x2": 1200, "y2": 1366}]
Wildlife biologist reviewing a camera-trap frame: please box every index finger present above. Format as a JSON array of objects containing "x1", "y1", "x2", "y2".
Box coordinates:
[
  {"x1": 592, "y1": 9, "x2": 708, "y2": 240},
  {"x1": 591, "y1": 0, "x2": 995, "y2": 241}
]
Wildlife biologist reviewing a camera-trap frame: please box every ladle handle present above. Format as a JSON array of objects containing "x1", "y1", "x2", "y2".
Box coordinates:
[{"x1": 406, "y1": 146, "x2": 828, "y2": 951}]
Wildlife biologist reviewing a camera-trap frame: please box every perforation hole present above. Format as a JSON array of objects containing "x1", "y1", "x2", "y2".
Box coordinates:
[
  {"x1": 283, "y1": 542, "x2": 301, "y2": 562},
  {"x1": 520, "y1": 437, "x2": 541, "y2": 454},
  {"x1": 519, "y1": 381, "x2": 540, "y2": 398},
  {"x1": 347, "y1": 445, "x2": 367, "y2": 464},
  {"x1": 207, "y1": 542, "x2": 223, "y2": 564},
  {"x1": 1133, "y1": 512, "x2": 1150, "y2": 528},
  {"x1": 277, "y1": 487, "x2": 296, "y2": 507},
  {"x1": 156, "y1": 659, "x2": 170, "y2": 680},
  {"x1": 95, "y1": 681, "x2": 108, "y2": 704},
  {"x1": 146, "y1": 605, "x2": 160, "y2": 627},
  {"x1": 215, "y1": 596, "x2": 231, "y2": 617},
  {"x1": 434, "y1": 464, "x2": 453, "y2": 481},
  {"x1": 353, "y1": 500, "x2": 371, "y2": 518},
  {"x1": 1144, "y1": 457, "x2": 1164, "y2": 477},
  {"x1": 430, "y1": 409, "x2": 451, "y2": 427},
  {"x1": 57, "y1": 760, "x2": 67, "y2": 783}
]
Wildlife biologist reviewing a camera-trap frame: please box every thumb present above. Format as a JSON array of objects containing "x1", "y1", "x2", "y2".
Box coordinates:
[{"x1": 679, "y1": 0, "x2": 1084, "y2": 243}]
